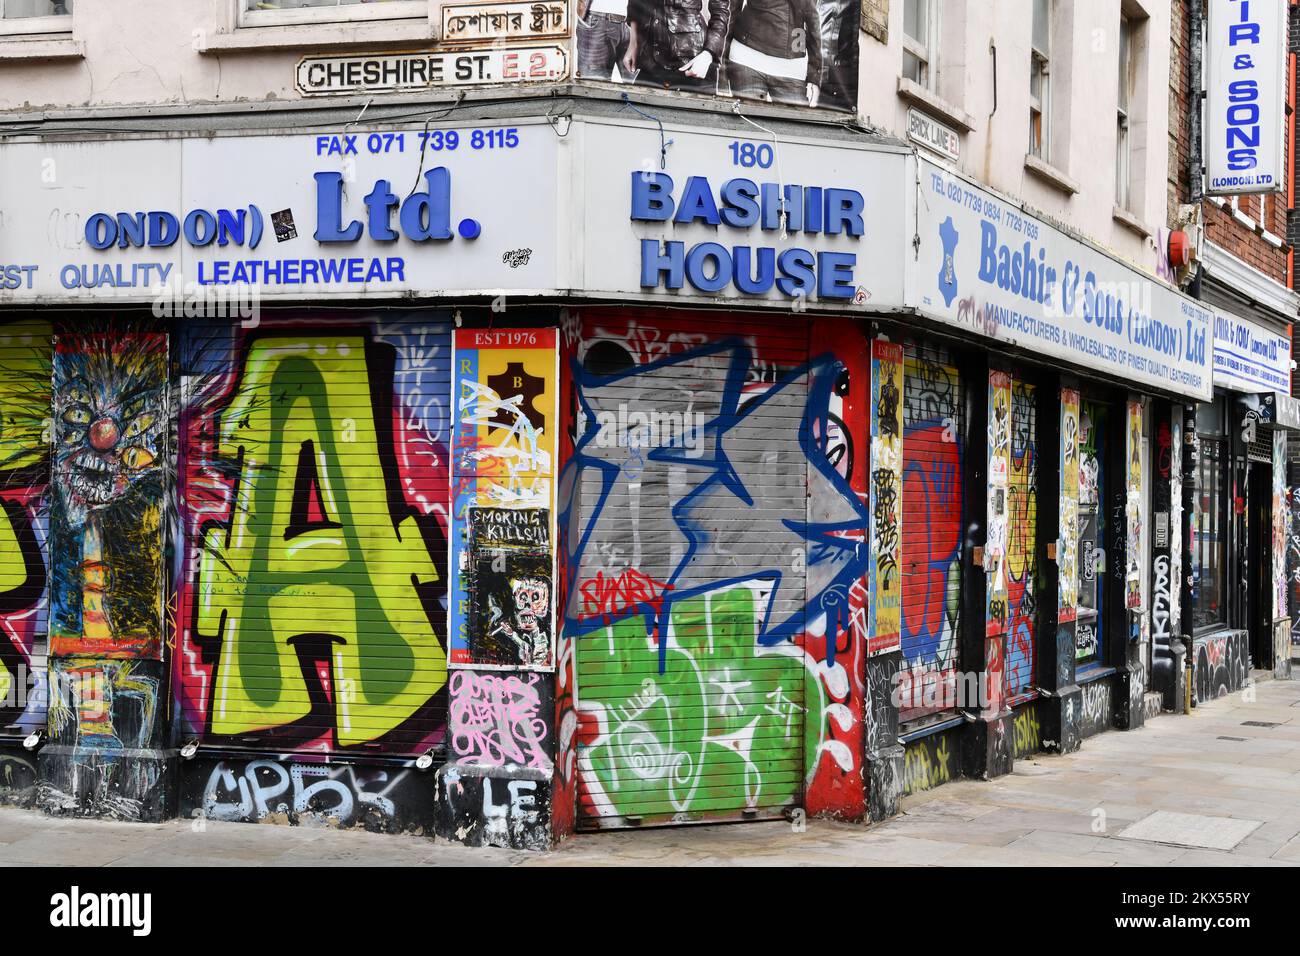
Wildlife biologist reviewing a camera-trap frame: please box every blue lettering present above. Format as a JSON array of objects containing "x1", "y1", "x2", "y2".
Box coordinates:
[
  {"x1": 631, "y1": 172, "x2": 675, "y2": 221},
  {"x1": 719, "y1": 178, "x2": 760, "y2": 228},
  {"x1": 684, "y1": 242, "x2": 730, "y2": 291},
  {"x1": 733, "y1": 246, "x2": 775, "y2": 293},
  {"x1": 641, "y1": 239, "x2": 685, "y2": 289},
  {"x1": 776, "y1": 248, "x2": 816, "y2": 297},
  {"x1": 816, "y1": 252, "x2": 856, "y2": 299},
  {"x1": 314, "y1": 171, "x2": 364, "y2": 243},
  {"x1": 675, "y1": 176, "x2": 722, "y2": 226},
  {"x1": 398, "y1": 168, "x2": 453, "y2": 241}
]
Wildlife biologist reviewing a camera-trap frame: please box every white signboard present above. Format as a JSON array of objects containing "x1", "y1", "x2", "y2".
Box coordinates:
[
  {"x1": 906, "y1": 108, "x2": 960, "y2": 162},
  {"x1": 0, "y1": 120, "x2": 911, "y2": 313},
  {"x1": 1213, "y1": 308, "x2": 1292, "y2": 392},
  {"x1": 0, "y1": 125, "x2": 563, "y2": 303},
  {"x1": 1205, "y1": 0, "x2": 1287, "y2": 195},
  {"x1": 908, "y1": 158, "x2": 1214, "y2": 401},
  {"x1": 442, "y1": 1, "x2": 568, "y2": 40},
  {"x1": 580, "y1": 121, "x2": 910, "y2": 309},
  {"x1": 295, "y1": 46, "x2": 568, "y2": 95}
]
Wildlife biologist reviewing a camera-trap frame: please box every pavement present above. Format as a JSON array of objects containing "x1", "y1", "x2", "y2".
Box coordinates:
[{"x1": 3, "y1": 675, "x2": 1300, "y2": 867}]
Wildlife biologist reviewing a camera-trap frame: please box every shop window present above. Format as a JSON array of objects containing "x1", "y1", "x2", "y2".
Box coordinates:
[
  {"x1": 1114, "y1": 14, "x2": 1133, "y2": 210},
  {"x1": 1076, "y1": 399, "x2": 1106, "y2": 667},
  {"x1": 1029, "y1": 0, "x2": 1052, "y2": 161},
  {"x1": 902, "y1": 0, "x2": 938, "y2": 90},
  {"x1": 240, "y1": 0, "x2": 427, "y2": 28},
  {"x1": 0, "y1": 0, "x2": 71, "y2": 35},
  {"x1": 1193, "y1": 399, "x2": 1229, "y2": 631}
]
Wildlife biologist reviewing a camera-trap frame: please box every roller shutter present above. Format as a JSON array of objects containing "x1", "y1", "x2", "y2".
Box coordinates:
[
  {"x1": 1004, "y1": 378, "x2": 1038, "y2": 702},
  {"x1": 899, "y1": 342, "x2": 964, "y2": 725},
  {"x1": 0, "y1": 320, "x2": 52, "y2": 736},
  {"x1": 182, "y1": 316, "x2": 452, "y2": 755},
  {"x1": 571, "y1": 311, "x2": 812, "y2": 828}
]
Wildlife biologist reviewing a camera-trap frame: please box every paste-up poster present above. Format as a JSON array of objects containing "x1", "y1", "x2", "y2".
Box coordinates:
[{"x1": 449, "y1": 328, "x2": 558, "y2": 669}]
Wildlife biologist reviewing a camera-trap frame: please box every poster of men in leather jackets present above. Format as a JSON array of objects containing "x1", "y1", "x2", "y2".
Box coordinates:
[{"x1": 575, "y1": 0, "x2": 858, "y2": 111}]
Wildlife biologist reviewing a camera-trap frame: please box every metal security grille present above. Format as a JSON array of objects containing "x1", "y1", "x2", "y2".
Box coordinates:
[
  {"x1": 1248, "y1": 433, "x2": 1272, "y2": 464},
  {"x1": 0, "y1": 319, "x2": 52, "y2": 737},
  {"x1": 572, "y1": 312, "x2": 810, "y2": 828},
  {"x1": 900, "y1": 342, "x2": 964, "y2": 725},
  {"x1": 180, "y1": 317, "x2": 452, "y2": 755},
  {"x1": 1004, "y1": 378, "x2": 1038, "y2": 702}
]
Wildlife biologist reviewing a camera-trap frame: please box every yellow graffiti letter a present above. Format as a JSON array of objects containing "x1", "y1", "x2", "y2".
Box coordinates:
[{"x1": 199, "y1": 336, "x2": 445, "y2": 746}]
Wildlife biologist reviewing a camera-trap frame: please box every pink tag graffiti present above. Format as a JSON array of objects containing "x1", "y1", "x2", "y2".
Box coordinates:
[{"x1": 449, "y1": 670, "x2": 552, "y2": 770}]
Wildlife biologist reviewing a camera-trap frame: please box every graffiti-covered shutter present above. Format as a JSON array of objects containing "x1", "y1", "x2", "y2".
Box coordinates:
[
  {"x1": 1005, "y1": 378, "x2": 1038, "y2": 701},
  {"x1": 570, "y1": 310, "x2": 819, "y2": 828},
  {"x1": 0, "y1": 320, "x2": 52, "y2": 736},
  {"x1": 178, "y1": 316, "x2": 453, "y2": 756},
  {"x1": 899, "y1": 343, "x2": 964, "y2": 724}
]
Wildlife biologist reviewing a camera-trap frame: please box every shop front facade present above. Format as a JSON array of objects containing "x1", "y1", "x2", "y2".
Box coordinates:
[
  {"x1": 894, "y1": 158, "x2": 1214, "y2": 800},
  {"x1": 0, "y1": 101, "x2": 1220, "y2": 846},
  {"x1": 1190, "y1": 253, "x2": 1299, "y2": 699}
]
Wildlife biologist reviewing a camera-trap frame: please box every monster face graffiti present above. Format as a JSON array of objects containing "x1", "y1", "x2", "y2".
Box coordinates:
[
  {"x1": 50, "y1": 332, "x2": 167, "y2": 660},
  {"x1": 57, "y1": 378, "x2": 162, "y2": 516}
]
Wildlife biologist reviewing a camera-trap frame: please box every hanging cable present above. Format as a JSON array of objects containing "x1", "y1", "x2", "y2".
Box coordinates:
[
  {"x1": 618, "y1": 92, "x2": 673, "y2": 170},
  {"x1": 408, "y1": 91, "x2": 467, "y2": 199},
  {"x1": 731, "y1": 100, "x2": 788, "y2": 241}
]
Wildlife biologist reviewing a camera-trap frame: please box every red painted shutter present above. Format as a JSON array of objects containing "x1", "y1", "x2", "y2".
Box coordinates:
[{"x1": 899, "y1": 343, "x2": 964, "y2": 725}]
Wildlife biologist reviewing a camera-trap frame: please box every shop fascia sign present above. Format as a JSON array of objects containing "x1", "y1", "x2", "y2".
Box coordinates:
[
  {"x1": 77, "y1": 167, "x2": 482, "y2": 278},
  {"x1": 0, "y1": 127, "x2": 558, "y2": 302},
  {"x1": 1204, "y1": 0, "x2": 1286, "y2": 195},
  {"x1": 1, "y1": 120, "x2": 909, "y2": 309},
  {"x1": 630, "y1": 172, "x2": 867, "y2": 301},
  {"x1": 590, "y1": 118, "x2": 908, "y2": 308},
  {"x1": 1211, "y1": 308, "x2": 1292, "y2": 393},
  {"x1": 907, "y1": 157, "x2": 1214, "y2": 402}
]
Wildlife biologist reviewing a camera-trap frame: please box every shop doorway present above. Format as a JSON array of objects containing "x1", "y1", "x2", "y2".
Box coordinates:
[
  {"x1": 1076, "y1": 400, "x2": 1108, "y2": 672},
  {"x1": 568, "y1": 311, "x2": 824, "y2": 828},
  {"x1": 1247, "y1": 461, "x2": 1273, "y2": 670}
]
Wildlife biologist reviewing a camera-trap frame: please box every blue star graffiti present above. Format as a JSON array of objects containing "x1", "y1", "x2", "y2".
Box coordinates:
[{"x1": 559, "y1": 338, "x2": 870, "y2": 672}]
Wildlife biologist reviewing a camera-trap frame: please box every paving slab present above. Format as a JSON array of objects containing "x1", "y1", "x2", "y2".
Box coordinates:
[
  {"x1": 1117, "y1": 810, "x2": 1263, "y2": 850},
  {"x1": 0, "y1": 678, "x2": 1298, "y2": 867}
]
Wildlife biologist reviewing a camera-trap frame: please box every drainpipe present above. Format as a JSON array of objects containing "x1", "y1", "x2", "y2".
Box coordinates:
[
  {"x1": 1189, "y1": 0, "x2": 1204, "y2": 206},
  {"x1": 1184, "y1": 3, "x2": 1204, "y2": 711}
]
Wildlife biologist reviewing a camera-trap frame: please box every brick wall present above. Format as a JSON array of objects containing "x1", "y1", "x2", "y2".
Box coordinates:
[
  {"x1": 1168, "y1": 0, "x2": 1192, "y2": 230},
  {"x1": 861, "y1": 0, "x2": 887, "y2": 45}
]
